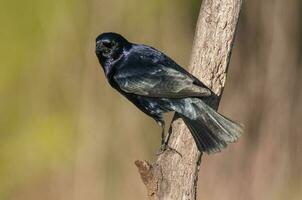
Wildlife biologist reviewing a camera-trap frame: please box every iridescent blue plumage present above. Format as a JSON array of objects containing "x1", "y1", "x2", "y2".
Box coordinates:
[{"x1": 95, "y1": 32, "x2": 243, "y2": 154}]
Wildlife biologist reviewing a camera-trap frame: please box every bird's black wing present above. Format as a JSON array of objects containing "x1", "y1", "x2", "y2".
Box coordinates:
[{"x1": 113, "y1": 47, "x2": 211, "y2": 98}]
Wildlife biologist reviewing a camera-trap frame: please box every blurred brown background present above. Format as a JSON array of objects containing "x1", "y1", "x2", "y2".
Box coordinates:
[{"x1": 0, "y1": 0, "x2": 301, "y2": 199}]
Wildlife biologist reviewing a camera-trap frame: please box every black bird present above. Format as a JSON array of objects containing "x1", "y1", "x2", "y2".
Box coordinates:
[{"x1": 95, "y1": 32, "x2": 243, "y2": 154}]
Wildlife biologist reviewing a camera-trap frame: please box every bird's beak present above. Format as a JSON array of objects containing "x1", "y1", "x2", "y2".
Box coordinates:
[{"x1": 96, "y1": 40, "x2": 103, "y2": 52}]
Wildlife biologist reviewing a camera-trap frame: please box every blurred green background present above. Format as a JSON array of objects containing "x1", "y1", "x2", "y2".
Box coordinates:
[{"x1": 0, "y1": 0, "x2": 301, "y2": 199}]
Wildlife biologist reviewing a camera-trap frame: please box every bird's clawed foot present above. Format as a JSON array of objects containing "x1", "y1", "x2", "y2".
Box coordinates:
[{"x1": 156, "y1": 143, "x2": 182, "y2": 157}]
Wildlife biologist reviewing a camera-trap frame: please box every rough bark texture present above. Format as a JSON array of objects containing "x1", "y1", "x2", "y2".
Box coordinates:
[{"x1": 135, "y1": 0, "x2": 242, "y2": 199}]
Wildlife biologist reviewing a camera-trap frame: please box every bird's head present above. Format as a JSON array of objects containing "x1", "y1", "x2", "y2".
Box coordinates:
[{"x1": 95, "y1": 32, "x2": 130, "y2": 72}]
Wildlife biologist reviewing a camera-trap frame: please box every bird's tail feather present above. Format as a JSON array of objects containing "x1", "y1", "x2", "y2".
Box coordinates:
[{"x1": 180, "y1": 101, "x2": 243, "y2": 154}]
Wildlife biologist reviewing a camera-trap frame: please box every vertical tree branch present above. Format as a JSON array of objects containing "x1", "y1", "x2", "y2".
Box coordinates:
[{"x1": 135, "y1": 0, "x2": 242, "y2": 199}]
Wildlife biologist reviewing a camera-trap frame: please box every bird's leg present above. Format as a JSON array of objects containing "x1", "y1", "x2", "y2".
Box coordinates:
[
  {"x1": 157, "y1": 120, "x2": 166, "y2": 146},
  {"x1": 161, "y1": 121, "x2": 165, "y2": 146},
  {"x1": 161, "y1": 113, "x2": 177, "y2": 149},
  {"x1": 163, "y1": 125, "x2": 172, "y2": 148},
  {"x1": 156, "y1": 120, "x2": 182, "y2": 157},
  {"x1": 157, "y1": 120, "x2": 168, "y2": 153}
]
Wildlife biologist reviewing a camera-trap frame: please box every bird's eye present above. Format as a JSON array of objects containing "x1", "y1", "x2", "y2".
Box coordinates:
[
  {"x1": 102, "y1": 40, "x2": 117, "y2": 49},
  {"x1": 102, "y1": 40, "x2": 113, "y2": 48}
]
